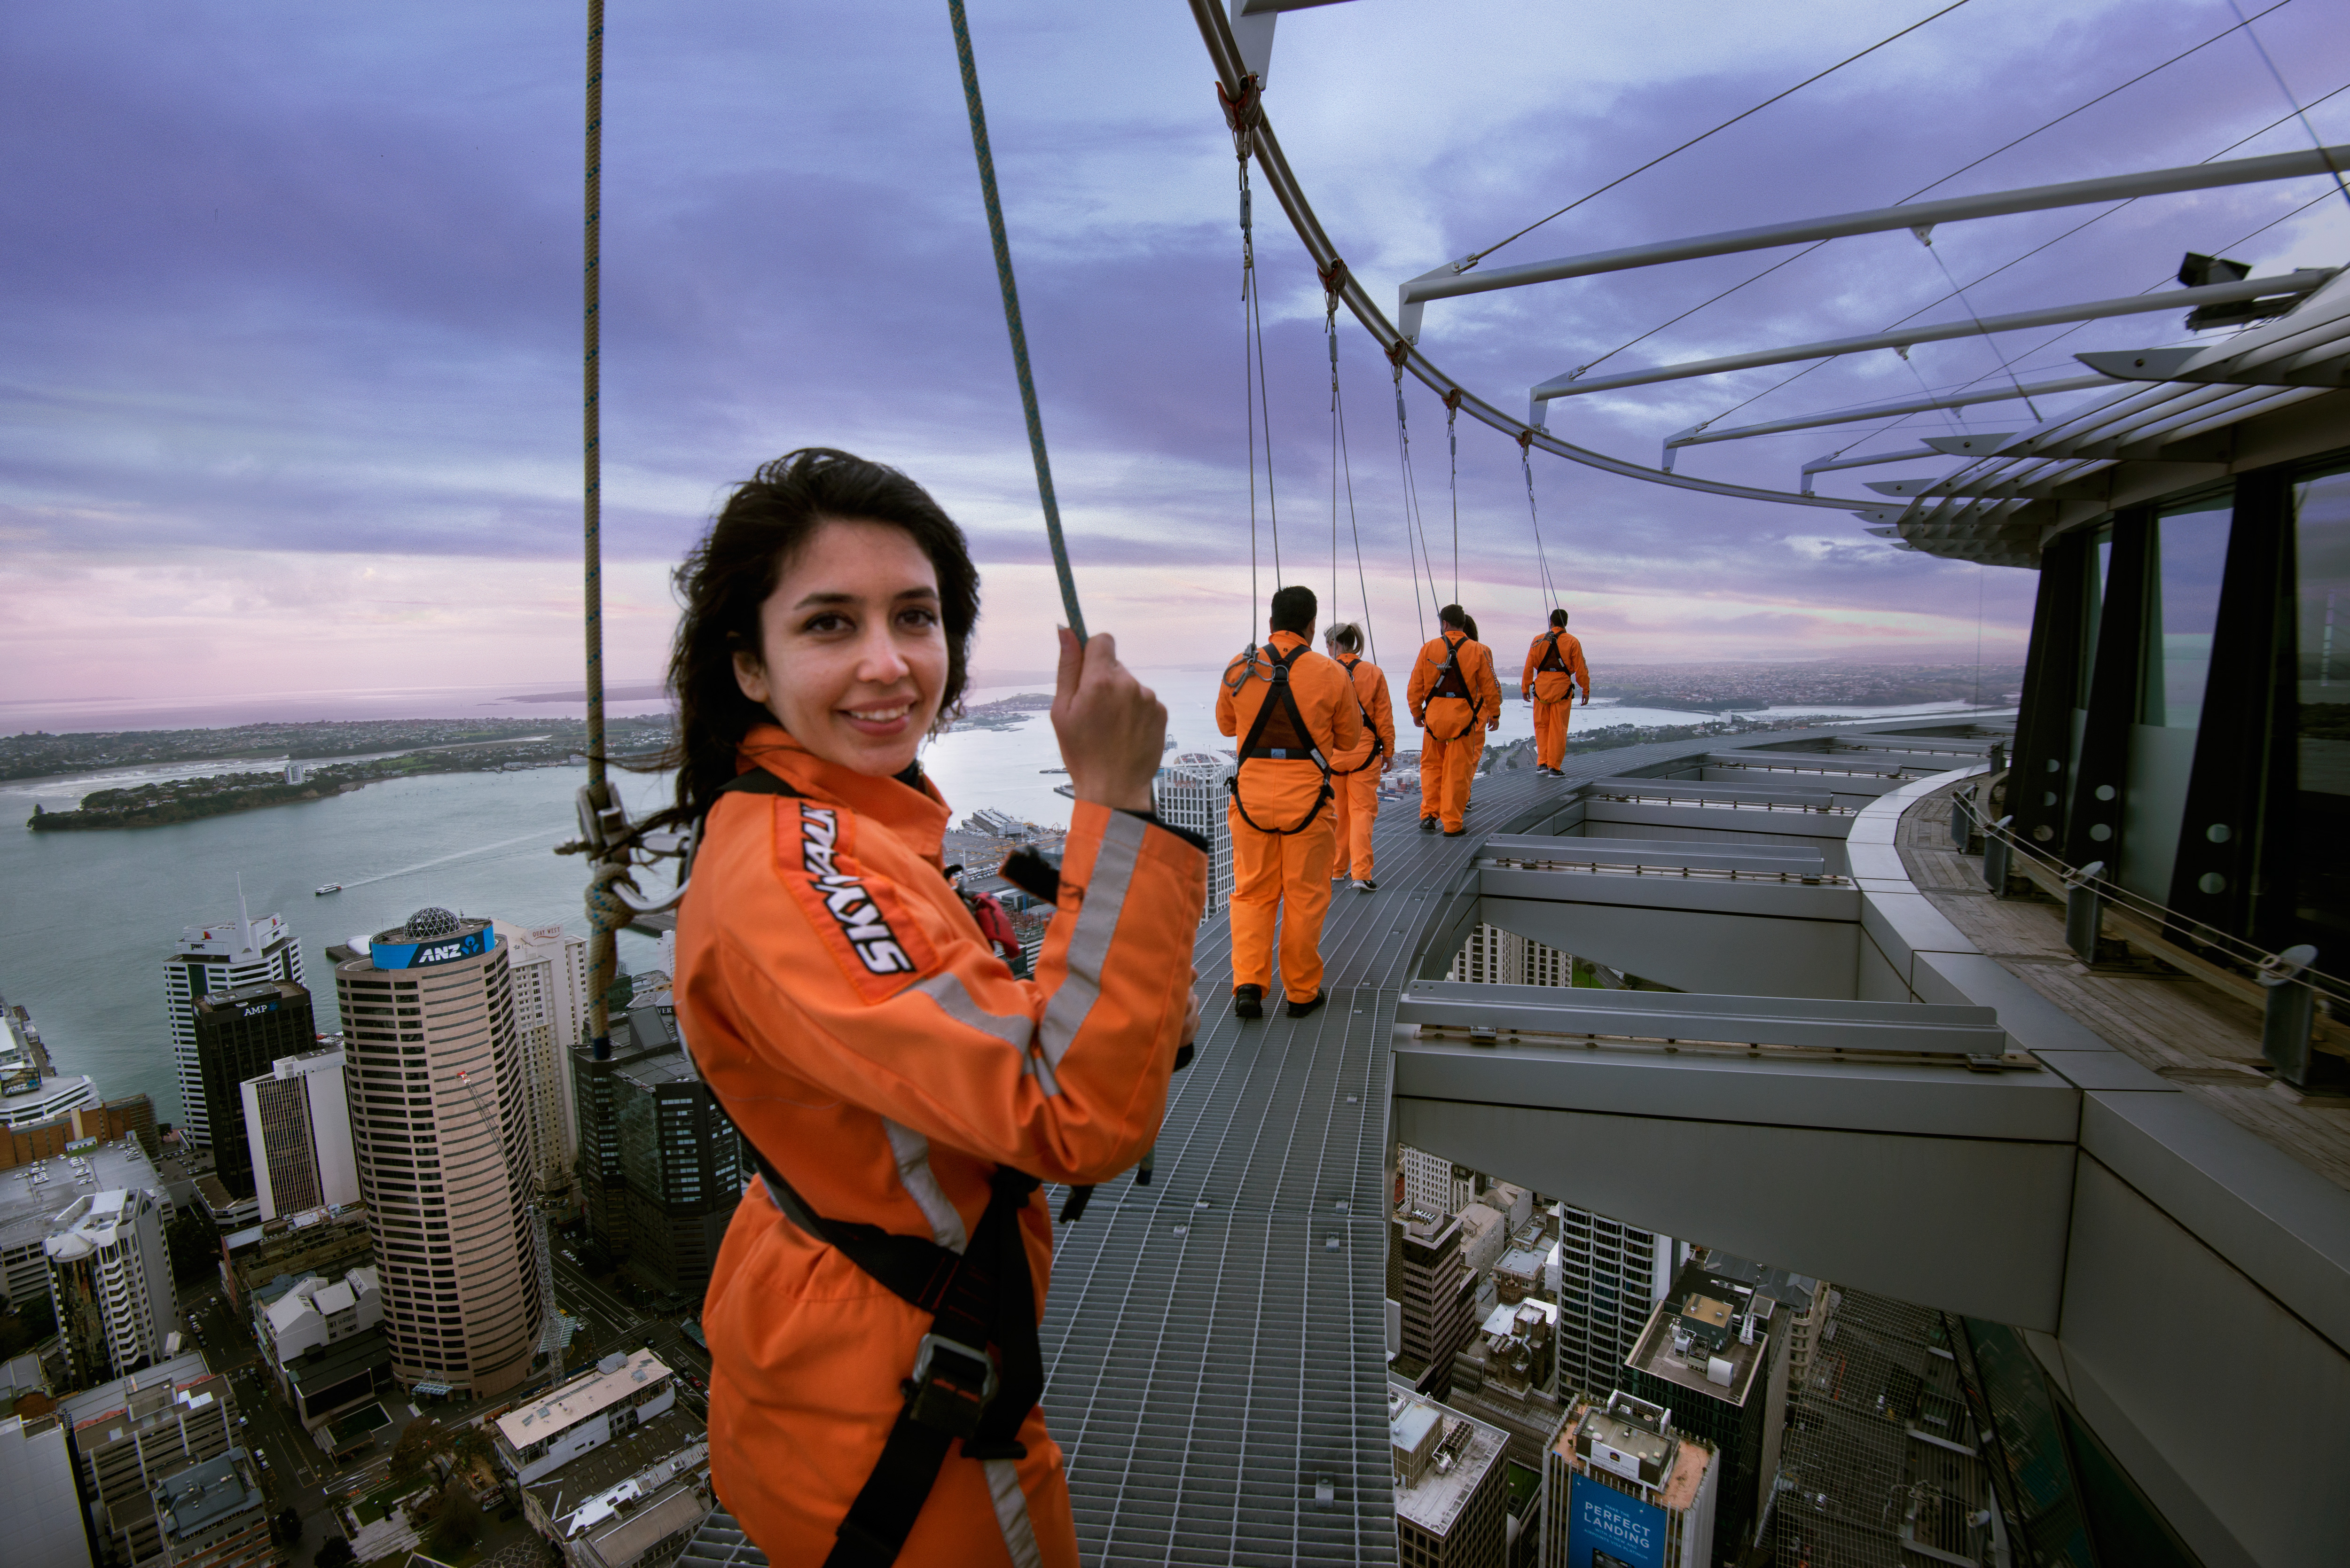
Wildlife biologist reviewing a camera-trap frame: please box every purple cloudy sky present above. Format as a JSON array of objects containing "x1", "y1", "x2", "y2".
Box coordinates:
[{"x1": 5, "y1": 0, "x2": 2346, "y2": 704}]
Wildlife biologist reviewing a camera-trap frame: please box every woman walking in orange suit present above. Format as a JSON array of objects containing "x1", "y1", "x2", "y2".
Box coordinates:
[
  {"x1": 1322, "y1": 621, "x2": 1395, "y2": 892},
  {"x1": 667, "y1": 449, "x2": 1207, "y2": 1567},
  {"x1": 1522, "y1": 607, "x2": 1591, "y2": 776},
  {"x1": 1406, "y1": 604, "x2": 1500, "y2": 836}
]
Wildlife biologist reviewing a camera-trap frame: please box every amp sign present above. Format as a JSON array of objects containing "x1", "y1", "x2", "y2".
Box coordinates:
[
  {"x1": 1566, "y1": 1473, "x2": 1668, "y2": 1568},
  {"x1": 371, "y1": 923, "x2": 494, "y2": 972}
]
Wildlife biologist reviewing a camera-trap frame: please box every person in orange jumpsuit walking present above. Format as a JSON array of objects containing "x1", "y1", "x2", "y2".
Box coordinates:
[
  {"x1": 668, "y1": 450, "x2": 1207, "y2": 1568},
  {"x1": 1216, "y1": 585, "x2": 1363, "y2": 1018},
  {"x1": 1407, "y1": 604, "x2": 1500, "y2": 836},
  {"x1": 1321, "y1": 621, "x2": 1394, "y2": 892},
  {"x1": 1522, "y1": 607, "x2": 1591, "y2": 776}
]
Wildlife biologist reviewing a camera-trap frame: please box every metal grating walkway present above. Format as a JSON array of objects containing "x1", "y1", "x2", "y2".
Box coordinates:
[{"x1": 680, "y1": 722, "x2": 1930, "y2": 1564}]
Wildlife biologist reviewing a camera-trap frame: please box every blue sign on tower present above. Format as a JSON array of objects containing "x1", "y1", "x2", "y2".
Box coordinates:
[{"x1": 1565, "y1": 1472, "x2": 1668, "y2": 1568}]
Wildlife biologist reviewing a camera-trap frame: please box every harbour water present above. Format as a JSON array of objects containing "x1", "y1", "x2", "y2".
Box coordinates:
[{"x1": 0, "y1": 668, "x2": 1998, "y2": 1124}]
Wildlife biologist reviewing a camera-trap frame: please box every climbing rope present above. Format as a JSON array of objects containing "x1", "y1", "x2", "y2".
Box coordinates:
[
  {"x1": 1323, "y1": 260, "x2": 1377, "y2": 666},
  {"x1": 580, "y1": 0, "x2": 619, "y2": 1052},
  {"x1": 948, "y1": 0, "x2": 1086, "y2": 641},
  {"x1": 1388, "y1": 348, "x2": 1433, "y2": 643},
  {"x1": 1517, "y1": 431, "x2": 1560, "y2": 615},
  {"x1": 1443, "y1": 388, "x2": 1464, "y2": 603}
]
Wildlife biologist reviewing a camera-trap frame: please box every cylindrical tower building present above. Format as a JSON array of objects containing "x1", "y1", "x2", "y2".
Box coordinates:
[{"x1": 337, "y1": 908, "x2": 543, "y2": 1398}]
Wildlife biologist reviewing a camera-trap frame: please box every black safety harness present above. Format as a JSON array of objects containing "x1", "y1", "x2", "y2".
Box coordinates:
[
  {"x1": 1327, "y1": 654, "x2": 1385, "y2": 777},
  {"x1": 1225, "y1": 641, "x2": 1335, "y2": 835},
  {"x1": 1535, "y1": 629, "x2": 1569, "y2": 676},
  {"x1": 694, "y1": 768, "x2": 1045, "y2": 1568},
  {"x1": 1423, "y1": 630, "x2": 1485, "y2": 741}
]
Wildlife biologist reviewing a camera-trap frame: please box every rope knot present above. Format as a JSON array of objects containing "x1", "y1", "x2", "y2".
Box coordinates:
[{"x1": 583, "y1": 858, "x2": 641, "y2": 937}]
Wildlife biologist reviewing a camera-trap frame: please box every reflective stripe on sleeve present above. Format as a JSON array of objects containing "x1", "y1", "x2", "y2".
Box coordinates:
[
  {"x1": 982, "y1": 1456, "x2": 1045, "y2": 1568},
  {"x1": 879, "y1": 1117, "x2": 968, "y2": 1253},
  {"x1": 1037, "y1": 810, "x2": 1146, "y2": 1070},
  {"x1": 911, "y1": 969, "x2": 1062, "y2": 1097}
]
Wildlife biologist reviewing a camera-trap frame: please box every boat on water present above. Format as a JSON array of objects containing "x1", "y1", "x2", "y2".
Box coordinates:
[{"x1": 314, "y1": 883, "x2": 341, "y2": 896}]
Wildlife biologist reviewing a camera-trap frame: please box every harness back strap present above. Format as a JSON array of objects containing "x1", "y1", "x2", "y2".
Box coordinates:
[
  {"x1": 701, "y1": 768, "x2": 1046, "y2": 1568},
  {"x1": 1425, "y1": 632, "x2": 1485, "y2": 741},
  {"x1": 1227, "y1": 644, "x2": 1335, "y2": 835},
  {"x1": 1328, "y1": 656, "x2": 1386, "y2": 777},
  {"x1": 1536, "y1": 630, "x2": 1569, "y2": 675}
]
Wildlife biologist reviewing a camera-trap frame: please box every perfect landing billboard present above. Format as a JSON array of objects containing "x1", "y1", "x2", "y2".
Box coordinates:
[{"x1": 1567, "y1": 1472, "x2": 1668, "y2": 1568}]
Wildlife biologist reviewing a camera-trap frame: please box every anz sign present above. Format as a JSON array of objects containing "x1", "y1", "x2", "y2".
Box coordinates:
[{"x1": 372, "y1": 924, "x2": 495, "y2": 972}]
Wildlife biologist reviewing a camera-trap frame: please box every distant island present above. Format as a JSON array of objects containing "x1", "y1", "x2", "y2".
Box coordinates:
[
  {"x1": 944, "y1": 693, "x2": 1053, "y2": 733},
  {"x1": 20, "y1": 716, "x2": 673, "y2": 830},
  {"x1": 1594, "y1": 660, "x2": 2025, "y2": 710}
]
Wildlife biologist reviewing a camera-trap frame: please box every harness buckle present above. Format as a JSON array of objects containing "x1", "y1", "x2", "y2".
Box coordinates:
[{"x1": 903, "y1": 1333, "x2": 998, "y2": 1438}]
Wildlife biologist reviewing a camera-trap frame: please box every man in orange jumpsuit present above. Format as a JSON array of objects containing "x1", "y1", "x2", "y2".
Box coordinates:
[
  {"x1": 1217, "y1": 585, "x2": 1363, "y2": 1017},
  {"x1": 1407, "y1": 604, "x2": 1500, "y2": 836},
  {"x1": 1522, "y1": 607, "x2": 1591, "y2": 775},
  {"x1": 1321, "y1": 621, "x2": 1394, "y2": 892}
]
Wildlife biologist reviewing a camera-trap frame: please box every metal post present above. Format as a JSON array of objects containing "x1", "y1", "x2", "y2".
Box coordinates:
[
  {"x1": 1982, "y1": 816, "x2": 2013, "y2": 897},
  {"x1": 2065, "y1": 862, "x2": 2106, "y2": 963},
  {"x1": 2258, "y1": 945, "x2": 2321, "y2": 1088},
  {"x1": 1950, "y1": 793, "x2": 1974, "y2": 850}
]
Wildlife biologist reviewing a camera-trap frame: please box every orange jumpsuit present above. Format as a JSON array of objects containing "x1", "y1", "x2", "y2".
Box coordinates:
[
  {"x1": 1407, "y1": 630, "x2": 1501, "y2": 832},
  {"x1": 1522, "y1": 629, "x2": 1591, "y2": 771},
  {"x1": 1326, "y1": 653, "x2": 1396, "y2": 882},
  {"x1": 675, "y1": 726, "x2": 1206, "y2": 1567},
  {"x1": 1216, "y1": 632, "x2": 1363, "y2": 1002}
]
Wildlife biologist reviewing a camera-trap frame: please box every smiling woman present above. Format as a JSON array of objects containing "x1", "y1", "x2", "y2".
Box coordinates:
[{"x1": 660, "y1": 446, "x2": 1208, "y2": 1566}]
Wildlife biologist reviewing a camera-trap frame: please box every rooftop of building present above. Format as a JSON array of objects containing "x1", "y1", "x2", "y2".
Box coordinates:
[
  {"x1": 495, "y1": 1349, "x2": 671, "y2": 1450},
  {"x1": 151, "y1": 1449, "x2": 262, "y2": 1540},
  {"x1": 284, "y1": 1325, "x2": 392, "y2": 1393},
  {"x1": 1695, "y1": 1248, "x2": 1818, "y2": 1313},
  {"x1": 64, "y1": 1358, "x2": 224, "y2": 1442},
  {"x1": 1386, "y1": 1382, "x2": 1508, "y2": 1537},
  {"x1": 43, "y1": 1186, "x2": 152, "y2": 1258},
  {"x1": 612, "y1": 1047, "x2": 701, "y2": 1091},
  {"x1": 1558, "y1": 1395, "x2": 1713, "y2": 1514},
  {"x1": 222, "y1": 1200, "x2": 371, "y2": 1258},
  {"x1": 0, "y1": 1138, "x2": 162, "y2": 1244},
  {"x1": 264, "y1": 1265, "x2": 378, "y2": 1335},
  {"x1": 1626, "y1": 1264, "x2": 1772, "y2": 1408},
  {"x1": 192, "y1": 978, "x2": 308, "y2": 1020},
  {"x1": 523, "y1": 1402, "x2": 708, "y2": 1520}
]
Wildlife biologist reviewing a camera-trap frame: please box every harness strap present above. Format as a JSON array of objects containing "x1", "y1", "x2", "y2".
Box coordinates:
[
  {"x1": 1229, "y1": 644, "x2": 1335, "y2": 834},
  {"x1": 1425, "y1": 631, "x2": 1485, "y2": 741},
  {"x1": 699, "y1": 767, "x2": 1048, "y2": 1567},
  {"x1": 1536, "y1": 630, "x2": 1569, "y2": 675}
]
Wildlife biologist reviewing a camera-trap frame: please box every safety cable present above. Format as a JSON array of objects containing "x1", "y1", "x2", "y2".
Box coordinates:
[
  {"x1": 1458, "y1": 0, "x2": 1975, "y2": 273},
  {"x1": 1516, "y1": 434, "x2": 1560, "y2": 614},
  {"x1": 1390, "y1": 360, "x2": 1433, "y2": 642},
  {"x1": 1242, "y1": 159, "x2": 1261, "y2": 642},
  {"x1": 1251, "y1": 230, "x2": 1283, "y2": 585},
  {"x1": 948, "y1": 0, "x2": 1086, "y2": 642},
  {"x1": 1444, "y1": 390, "x2": 1463, "y2": 602},
  {"x1": 1566, "y1": 0, "x2": 2302, "y2": 387},
  {"x1": 1324, "y1": 265, "x2": 1379, "y2": 665},
  {"x1": 2225, "y1": 0, "x2": 2350, "y2": 214}
]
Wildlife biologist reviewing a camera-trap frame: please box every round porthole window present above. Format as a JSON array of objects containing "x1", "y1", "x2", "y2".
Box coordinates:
[
  {"x1": 2089, "y1": 823, "x2": 2112, "y2": 841},
  {"x1": 2206, "y1": 824, "x2": 2232, "y2": 843},
  {"x1": 2199, "y1": 873, "x2": 2227, "y2": 895},
  {"x1": 2034, "y1": 826, "x2": 2054, "y2": 842},
  {"x1": 2043, "y1": 792, "x2": 2057, "y2": 806},
  {"x1": 2045, "y1": 758, "x2": 2060, "y2": 772},
  {"x1": 2094, "y1": 784, "x2": 2116, "y2": 802}
]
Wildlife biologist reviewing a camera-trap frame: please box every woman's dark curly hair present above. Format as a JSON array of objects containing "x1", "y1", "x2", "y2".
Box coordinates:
[{"x1": 652, "y1": 447, "x2": 979, "y2": 830}]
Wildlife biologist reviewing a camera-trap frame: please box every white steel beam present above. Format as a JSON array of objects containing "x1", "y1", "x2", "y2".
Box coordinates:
[
  {"x1": 1399, "y1": 142, "x2": 2350, "y2": 340},
  {"x1": 1535, "y1": 270, "x2": 2333, "y2": 403},
  {"x1": 1664, "y1": 374, "x2": 2110, "y2": 456}
]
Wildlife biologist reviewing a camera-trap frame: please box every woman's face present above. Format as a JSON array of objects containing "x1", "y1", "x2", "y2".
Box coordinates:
[{"x1": 733, "y1": 517, "x2": 948, "y2": 777}]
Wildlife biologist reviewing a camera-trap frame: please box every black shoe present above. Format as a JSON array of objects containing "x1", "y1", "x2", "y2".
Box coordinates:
[
  {"x1": 1443, "y1": 827, "x2": 1466, "y2": 837},
  {"x1": 1420, "y1": 815, "x2": 1439, "y2": 831},
  {"x1": 1354, "y1": 878, "x2": 1377, "y2": 893},
  {"x1": 1285, "y1": 991, "x2": 1326, "y2": 1018},
  {"x1": 1233, "y1": 984, "x2": 1264, "y2": 1020}
]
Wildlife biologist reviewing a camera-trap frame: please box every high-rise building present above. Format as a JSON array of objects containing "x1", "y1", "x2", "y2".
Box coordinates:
[
  {"x1": 0, "y1": 1139, "x2": 168, "y2": 1314},
  {"x1": 337, "y1": 908, "x2": 543, "y2": 1399},
  {"x1": 502, "y1": 923, "x2": 588, "y2": 1203},
  {"x1": 1553, "y1": 1206, "x2": 1676, "y2": 1404},
  {"x1": 1543, "y1": 1391, "x2": 1718, "y2": 1568},
  {"x1": 1617, "y1": 1255, "x2": 1796, "y2": 1559},
  {"x1": 0, "y1": 1406, "x2": 94, "y2": 1568},
  {"x1": 1153, "y1": 757, "x2": 1237, "y2": 915},
  {"x1": 57, "y1": 1353, "x2": 219, "y2": 1563},
  {"x1": 1391, "y1": 1210, "x2": 1476, "y2": 1399},
  {"x1": 237, "y1": 1046, "x2": 356, "y2": 1221},
  {"x1": 146, "y1": 1448, "x2": 275, "y2": 1568},
  {"x1": 1447, "y1": 922, "x2": 1570, "y2": 986},
  {"x1": 45, "y1": 1186, "x2": 175, "y2": 1389},
  {"x1": 165, "y1": 903, "x2": 304, "y2": 1148},
  {"x1": 1388, "y1": 1381, "x2": 1510, "y2": 1568},
  {"x1": 1400, "y1": 1144, "x2": 1478, "y2": 1219},
  {"x1": 571, "y1": 990, "x2": 742, "y2": 1301},
  {"x1": 191, "y1": 982, "x2": 317, "y2": 1202},
  {"x1": 492, "y1": 1350, "x2": 713, "y2": 1568}
]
